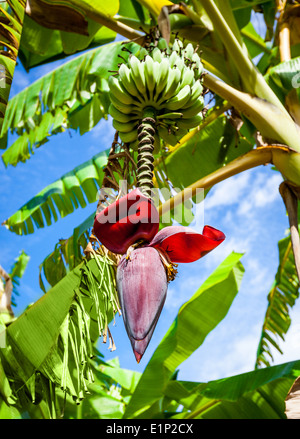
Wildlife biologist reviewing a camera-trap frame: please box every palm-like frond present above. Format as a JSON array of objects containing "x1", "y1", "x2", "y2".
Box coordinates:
[
  {"x1": 0, "y1": 0, "x2": 26, "y2": 132},
  {"x1": 39, "y1": 212, "x2": 93, "y2": 292},
  {"x1": 1, "y1": 247, "x2": 120, "y2": 412},
  {"x1": 1, "y1": 40, "x2": 140, "y2": 166},
  {"x1": 255, "y1": 235, "x2": 300, "y2": 368},
  {"x1": 9, "y1": 249, "x2": 30, "y2": 306},
  {"x1": 2, "y1": 150, "x2": 109, "y2": 235}
]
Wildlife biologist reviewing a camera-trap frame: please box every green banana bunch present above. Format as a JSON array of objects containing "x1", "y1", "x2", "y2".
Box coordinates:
[{"x1": 108, "y1": 38, "x2": 205, "y2": 146}]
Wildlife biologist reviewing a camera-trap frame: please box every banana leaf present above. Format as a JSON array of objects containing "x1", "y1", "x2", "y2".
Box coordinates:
[
  {"x1": 256, "y1": 235, "x2": 300, "y2": 368},
  {"x1": 265, "y1": 56, "x2": 300, "y2": 104},
  {"x1": 1, "y1": 247, "x2": 120, "y2": 406},
  {"x1": 39, "y1": 212, "x2": 94, "y2": 293},
  {"x1": 0, "y1": 40, "x2": 141, "y2": 164},
  {"x1": 3, "y1": 149, "x2": 109, "y2": 235},
  {"x1": 164, "y1": 359, "x2": 300, "y2": 419},
  {"x1": 9, "y1": 249, "x2": 30, "y2": 307},
  {"x1": 160, "y1": 115, "x2": 253, "y2": 191},
  {"x1": 0, "y1": 0, "x2": 26, "y2": 134}
]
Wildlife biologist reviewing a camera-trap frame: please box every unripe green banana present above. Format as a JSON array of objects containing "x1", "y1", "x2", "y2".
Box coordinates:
[
  {"x1": 128, "y1": 56, "x2": 147, "y2": 95},
  {"x1": 183, "y1": 43, "x2": 194, "y2": 61},
  {"x1": 108, "y1": 75, "x2": 134, "y2": 105},
  {"x1": 137, "y1": 47, "x2": 148, "y2": 60},
  {"x1": 113, "y1": 119, "x2": 138, "y2": 133},
  {"x1": 151, "y1": 47, "x2": 164, "y2": 63},
  {"x1": 110, "y1": 94, "x2": 140, "y2": 114},
  {"x1": 153, "y1": 58, "x2": 170, "y2": 100},
  {"x1": 144, "y1": 55, "x2": 155, "y2": 99},
  {"x1": 182, "y1": 80, "x2": 203, "y2": 109},
  {"x1": 174, "y1": 56, "x2": 185, "y2": 73},
  {"x1": 177, "y1": 114, "x2": 203, "y2": 129},
  {"x1": 169, "y1": 51, "x2": 179, "y2": 68},
  {"x1": 109, "y1": 104, "x2": 136, "y2": 123},
  {"x1": 164, "y1": 84, "x2": 191, "y2": 111},
  {"x1": 119, "y1": 129, "x2": 138, "y2": 143},
  {"x1": 191, "y1": 53, "x2": 203, "y2": 79},
  {"x1": 161, "y1": 67, "x2": 182, "y2": 101},
  {"x1": 172, "y1": 39, "x2": 181, "y2": 54},
  {"x1": 180, "y1": 68, "x2": 195, "y2": 88},
  {"x1": 108, "y1": 39, "x2": 205, "y2": 148},
  {"x1": 118, "y1": 64, "x2": 143, "y2": 101},
  {"x1": 180, "y1": 97, "x2": 204, "y2": 118},
  {"x1": 157, "y1": 112, "x2": 183, "y2": 120},
  {"x1": 157, "y1": 37, "x2": 170, "y2": 54},
  {"x1": 157, "y1": 126, "x2": 179, "y2": 146}
]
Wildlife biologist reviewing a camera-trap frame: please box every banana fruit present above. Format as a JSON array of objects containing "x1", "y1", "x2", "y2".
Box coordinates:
[{"x1": 108, "y1": 38, "x2": 205, "y2": 146}]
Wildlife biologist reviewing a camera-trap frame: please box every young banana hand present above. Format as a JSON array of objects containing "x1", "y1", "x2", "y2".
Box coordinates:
[{"x1": 108, "y1": 38, "x2": 205, "y2": 147}]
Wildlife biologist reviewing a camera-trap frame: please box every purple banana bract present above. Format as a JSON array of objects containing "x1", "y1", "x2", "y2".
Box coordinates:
[{"x1": 117, "y1": 247, "x2": 167, "y2": 363}]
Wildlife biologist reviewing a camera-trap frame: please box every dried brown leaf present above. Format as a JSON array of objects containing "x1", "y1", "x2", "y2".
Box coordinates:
[
  {"x1": 285, "y1": 376, "x2": 300, "y2": 419},
  {"x1": 26, "y1": 0, "x2": 89, "y2": 35}
]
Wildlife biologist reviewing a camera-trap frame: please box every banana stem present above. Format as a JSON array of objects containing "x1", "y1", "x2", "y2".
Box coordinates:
[
  {"x1": 137, "y1": 107, "x2": 157, "y2": 198},
  {"x1": 279, "y1": 182, "x2": 300, "y2": 282}
]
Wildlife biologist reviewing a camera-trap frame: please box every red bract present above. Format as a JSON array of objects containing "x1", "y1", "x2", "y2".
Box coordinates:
[
  {"x1": 93, "y1": 189, "x2": 225, "y2": 362},
  {"x1": 148, "y1": 225, "x2": 226, "y2": 263},
  {"x1": 93, "y1": 188, "x2": 159, "y2": 255}
]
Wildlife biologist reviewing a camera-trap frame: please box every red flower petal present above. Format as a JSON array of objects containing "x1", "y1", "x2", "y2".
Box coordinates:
[
  {"x1": 149, "y1": 225, "x2": 225, "y2": 263},
  {"x1": 93, "y1": 188, "x2": 159, "y2": 254}
]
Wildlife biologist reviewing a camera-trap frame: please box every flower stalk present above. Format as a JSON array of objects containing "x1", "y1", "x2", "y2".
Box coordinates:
[{"x1": 137, "y1": 108, "x2": 157, "y2": 197}]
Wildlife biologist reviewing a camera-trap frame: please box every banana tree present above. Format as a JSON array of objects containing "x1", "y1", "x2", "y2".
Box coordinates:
[{"x1": 1, "y1": 0, "x2": 300, "y2": 419}]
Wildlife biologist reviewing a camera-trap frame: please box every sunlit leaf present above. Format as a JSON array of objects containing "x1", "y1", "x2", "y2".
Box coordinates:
[
  {"x1": 256, "y1": 236, "x2": 300, "y2": 368},
  {"x1": 1, "y1": 40, "x2": 140, "y2": 164},
  {"x1": 0, "y1": 0, "x2": 26, "y2": 133},
  {"x1": 3, "y1": 150, "x2": 109, "y2": 235},
  {"x1": 165, "y1": 359, "x2": 300, "y2": 419}
]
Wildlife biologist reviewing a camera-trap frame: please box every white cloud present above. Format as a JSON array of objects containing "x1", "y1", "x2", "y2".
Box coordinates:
[
  {"x1": 204, "y1": 172, "x2": 251, "y2": 210},
  {"x1": 238, "y1": 172, "x2": 282, "y2": 216}
]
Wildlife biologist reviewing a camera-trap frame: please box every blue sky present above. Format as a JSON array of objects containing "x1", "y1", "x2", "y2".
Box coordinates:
[{"x1": 0, "y1": 35, "x2": 300, "y2": 384}]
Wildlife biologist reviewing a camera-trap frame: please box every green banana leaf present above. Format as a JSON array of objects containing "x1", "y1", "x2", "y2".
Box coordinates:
[
  {"x1": 230, "y1": 0, "x2": 272, "y2": 9},
  {"x1": 3, "y1": 150, "x2": 109, "y2": 235},
  {"x1": 164, "y1": 359, "x2": 300, "y2": 419},
  {"x1": 1, "y1": 40, "x2": 141, "y2": 164},
  {"x1": 160, "y1": 115, "x2": 254, "y2": 191},
  {"x1": 9, "y1": 249, "x2": 30, "y2": 307},
  {"x1": 255, "y1": 235, "x2": 300, "y2": 368},
  {"x1": 124, "y1": 251, "x2": 245, "y2": 419},
  {"x1": 241, "y1": 21, "x2": 271, "y2": 60},
  {"x1": 39, "y1": 212, "x2": 94, "y2": 292},
  {"x1": 265, "y1": 56, "x2": 300, "y2": 104},
  {"x1": 1, "y1": 248, "x2": 119, "y2": 408},
  {"x1": 0, "y1": 0, "x2": 26, "y2": 134}
]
